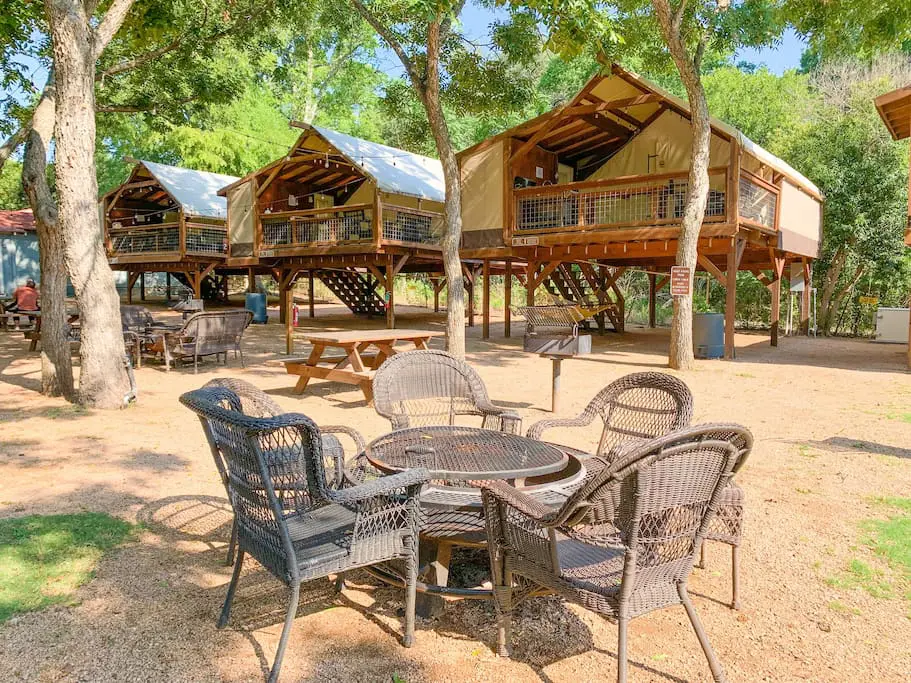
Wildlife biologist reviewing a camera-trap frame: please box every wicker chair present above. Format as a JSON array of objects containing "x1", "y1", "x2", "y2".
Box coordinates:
[
  {"x1": 181, "y1": 385, "x2": 428, "y2": 683},
  {"x1": 527, "y1": 372, "x2": 745, "y2": 609},
  {"x1": 372, "y1": 349, "x2": 521, "y2": 433},
  {"x1": 480, "y1": 424, "x2": 753, "y2": 683},
  {"x1": 202, "y1": 378, "x2": 367, "y2": 564},
  {"x1": 148, "y1": 309, "x2": 252, "y2": 372}
]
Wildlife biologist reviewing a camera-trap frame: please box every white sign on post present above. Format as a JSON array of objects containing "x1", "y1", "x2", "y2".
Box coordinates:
[{"x1": 670, "y1": 266, "x2": 691, "y2": 296}]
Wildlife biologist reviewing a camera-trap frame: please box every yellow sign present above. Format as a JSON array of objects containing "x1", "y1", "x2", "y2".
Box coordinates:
[{"x1": 858, "y1": 296, "x2": 879, "y2": 306}]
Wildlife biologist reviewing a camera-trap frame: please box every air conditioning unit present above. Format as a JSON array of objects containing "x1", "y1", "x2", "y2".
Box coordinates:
[{"x1": 874, "y1": 307, "x2": 910, "y2": 344}]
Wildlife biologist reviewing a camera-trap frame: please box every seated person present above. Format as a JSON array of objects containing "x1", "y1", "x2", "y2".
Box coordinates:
[{"x1": 5, "y1": 278, "x2": 40, "y2": 313}]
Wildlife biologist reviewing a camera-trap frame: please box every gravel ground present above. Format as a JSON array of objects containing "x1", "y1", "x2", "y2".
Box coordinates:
[{"x1": 0, "y1": 301, "x2": 909, "y2": 682}]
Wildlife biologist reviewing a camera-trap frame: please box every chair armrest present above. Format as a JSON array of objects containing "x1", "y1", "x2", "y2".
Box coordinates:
[
  {"x1": 476, "y1": 400, "x2": 522, "y2": 434},
  {"x1": 320, "y1": 426, "x2": 366, "y2": 489},
  {"x1": 476, "y1": 479, "x2": 561, "y2": 526},
  {"x1": 320, "y1": 425, "x2": 366, "y2": 453},
  {"x1": 526, "y1": 414, "x2": 596, "y2": 441},
  {"x1": 327, "y1": 468, "x2": 429, "y2": 505}
]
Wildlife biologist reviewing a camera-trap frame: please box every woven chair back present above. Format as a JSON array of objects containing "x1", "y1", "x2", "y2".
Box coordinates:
[{"x1": 181, "y1": 310, "x2": 252, "y2": 355}]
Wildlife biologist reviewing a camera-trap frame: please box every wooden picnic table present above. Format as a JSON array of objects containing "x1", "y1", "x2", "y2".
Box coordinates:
[{"x1": 284, "y1": 328, "x2": 445, "y2": 403}]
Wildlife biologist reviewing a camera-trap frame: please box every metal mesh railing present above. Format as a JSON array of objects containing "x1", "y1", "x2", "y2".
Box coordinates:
[
  {"x1": 515, "y1": 174, "x2": 727, "y2": 234},
  {"x1": 261, "y1": 209, "x2": 374, "y2": 247},
  {"x1": 738, "y1": 175, "x2": 777, "y2": 230},
  {"x1": 381, "y1": 206, "x2": 441, "y2": 245},
  {"x1": 186, "y1": 225, "x2": 227, "y2": 255},
  {"x1": 110, "y1": 225, "x2": 179, "y2": 254}
]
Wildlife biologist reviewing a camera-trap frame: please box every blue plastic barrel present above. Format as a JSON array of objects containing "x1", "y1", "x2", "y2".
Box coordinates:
[
  {"x1": 693, "y1": 313, "x2": 724, "y2": 359},
  {"x1": 245, "y1": 293, "x2": 268, "y2": 324}
]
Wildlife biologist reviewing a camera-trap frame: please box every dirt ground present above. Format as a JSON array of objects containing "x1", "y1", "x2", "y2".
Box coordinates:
[{"x1": 1, "y1": 300, "x2": 909, "y2": 682}]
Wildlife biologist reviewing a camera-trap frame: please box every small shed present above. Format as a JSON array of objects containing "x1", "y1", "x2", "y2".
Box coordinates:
[
  {"x1": 101, "y1": 160, "x2": 239, "y2": 298},
  {"x1": 0, "y1": 209, "x2": 39, "y2": 298}
]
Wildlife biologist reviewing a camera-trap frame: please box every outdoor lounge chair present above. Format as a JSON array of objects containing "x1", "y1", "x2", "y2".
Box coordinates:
[
  {"x1": 180, "y1": 384, "x2": 428, "y2": 683},
  {"x1": 148, "y1": 309, "x2": 252, "y2": 372},
  {"x1": 372, "y1": 349, "x2": 521, "y2": 433},
  {"x1": 480, "y1": 423, "x2": 753, "y2": 683},
  {"x1": 526, "y1": 372, "x2": 746, "y2": 609},
  {"x1": 202, "y1": 378, "x2": 367, "y2": 564}
]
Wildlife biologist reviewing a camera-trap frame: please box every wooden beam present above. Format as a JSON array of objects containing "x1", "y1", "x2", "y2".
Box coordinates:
[
  {"x1": 562, "y1": 94, "x2": 663, "y2": 117},
  {"x1": 697, "y1": 253, "x2": 726, "y2": 286},
  {"x1": 800, "y1": 258, "x2": 811, "y2": 335},
  {"x1": 648, "y1": 273, "x2": 657, "y2": 328},
  {"x1": 504, "y1": 260, "x2": 512, "y2": 338},
  {"x1": 386, "y1": 253, "x2": 395, "y2": 329},
  {"x1": 391, "y1": 253, "x2": 410, "y2": 277},
  {"x1": 655, "y1": 275, "x2": 670, "y2": 291},
  {"x1": 256, "y1": 163, "x2": 285, "y2": 198},
  {"x1": 724, "y1": 239, "x2": 744, "y2": 360},
  {"x1": 509, "y1": 105, "x2": 570, "y2": 163},
  {"x1": 308, "y1": 270, "x2": 315, "y2": 318},
  {"x1": 750, "y1": 268, "x2": 772, "y2": 287},
  {"x1": 482, "y1": 259, "x2": 490, "y2": 339}
]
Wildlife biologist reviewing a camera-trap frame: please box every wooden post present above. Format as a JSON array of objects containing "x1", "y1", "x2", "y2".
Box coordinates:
[
  {"x1": 308, "y1": 271, "x2": 315, "y2": 318},
  {"x1": 433, "y1": 278, "x2": 441, "y2": 313},
  {"x1": 724, "y1": 240, "x2": 741, "y2": 360},
  {"x1": 139, "y1": 272, "x2": 146, "y2": 301},
  {"x1": 648, "y1": 273, "x2": 657, "y2": 329},
  {"x1": 165, "y1": 272, "x2": 172, "y2": 301},
  {"x1": 467, "y1": 269, "x2": 475, "y2": 328},
  {"x1": 126, "y1": 271, "x2": 133, "y2": 304},
  {"x1": 385, "y1": 254, "x2": 395, "y2": 329},
  {"x1": 550, "y1": 357, "x2": 561, "y2": 413},
  {"x1": 193, "y1": 270, "x2": 202, "y2": 299},
  {"x1": 247, "y1": 268, "x2": 256, "y2": 293},
  {"x1": 278, "y1": 270, "x2": 287, "y2": 324},
  {"x1": 770, "y1": 253, "x2": 785, "y2": 347},
  {"x1": 800, "y1": 259, "x2": 811, "y2": 335},
  {"x1": 285, "y1": 284, "x2": 294, "y2": 355},
  {"x1": 504, "y1": 260, "x2": 512, "y2": 338},
  {"x1": 526, "y1": 261, "x2": 537, "y2": 307},
  {"x1": 482, "y1": 259, "x2": 490, "y2": 339},
  {"x1": 222, "y1": 274, "x2": 229, "y2": 302}
]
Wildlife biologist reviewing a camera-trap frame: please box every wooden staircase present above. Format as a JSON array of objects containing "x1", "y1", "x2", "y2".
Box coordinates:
[
  {"x1": 316, "y1": 267, "x2": 386, "y2": 316},
  {"x1": 543, "y1": 263, "x2": 625, "y2": 333}
]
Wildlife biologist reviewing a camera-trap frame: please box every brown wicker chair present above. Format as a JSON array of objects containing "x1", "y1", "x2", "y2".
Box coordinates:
[
  {"x1": 480, "y1": 424, "x2": 753, "y2": 683},
  {"x1": 148, "y1": 309, "x2": 252, "y2": 372},
  {"x1": 372, "y1": 349, "x2": 521, "y2": 433},
  {"x1": 181, "y1": 384, "x2": 428, "y2": 683},
  {"x1": 203, "y1": 378, "x2": 366, "y2": 565}
]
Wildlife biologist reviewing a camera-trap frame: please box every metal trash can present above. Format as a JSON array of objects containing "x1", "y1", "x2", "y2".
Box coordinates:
[
  {"x1": 693, "y1": 313, "x2": 724, "y2": 359},
  {"x1": 245, "y1": 293, "x2": 268, "y2": 324}
]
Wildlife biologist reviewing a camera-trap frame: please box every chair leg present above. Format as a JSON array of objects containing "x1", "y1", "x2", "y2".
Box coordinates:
[
  {"x1": 495, "y1": 566, "x2": 514, "y2": 657},
  {"x1": 268, "y1": 581, "x2": 301, "y2": 683},
  {"x1": 194, "y1": 355, "x2": 198, "y2": 374},
  {"x1": 678, "y1": 583, "x2": 726, "y2": 683},
  {"x1": 617, "y1": 616, "x2": 629, "y2": 683},
  {"x1": 697, "y1": 541, "x2": 706, "y2": 569},
  {"x1": 225, "y1": 519, "x2": 238, "y2": 567},
  {"x1": 218, "y1": 549, "x2": 245, "y2": 628},
  {"x1": 334, "y1": 574, "x2": 346, "y2": 593},
  {"x1": 731, "y1": 545, "x2": 740, "y2": 610},
  {"x1": 403, "y1": 537, "x2": 418, "y2": 647},
  {"x1": 239, "y1": 345, "x2": 245, "y2": 369}
]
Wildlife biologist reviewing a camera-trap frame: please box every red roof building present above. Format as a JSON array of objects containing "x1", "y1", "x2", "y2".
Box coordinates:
[{"x1": 0, "y1": 209, "x2": 36, "y2": 235}]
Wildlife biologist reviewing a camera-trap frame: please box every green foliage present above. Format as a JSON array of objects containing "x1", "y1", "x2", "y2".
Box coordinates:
[
  {"x1": 0, "y1": 160, "x2": 26, "y2": 209},
  {"x1": 0, "y1": 513, "x2": 134, "y2": 623}
]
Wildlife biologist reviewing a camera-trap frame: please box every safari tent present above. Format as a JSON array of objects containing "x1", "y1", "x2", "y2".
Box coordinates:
[
  {"x1": 102, "y1": 160, "x2": 239, "y2": 299},
  {"x1": 457, "y1": 63, "x2": 824, "y2": 357}
]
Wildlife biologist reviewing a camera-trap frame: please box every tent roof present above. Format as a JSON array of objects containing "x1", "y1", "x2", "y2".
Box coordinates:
[
  {"x1": 875, "y1": 86, "x2": 911, "y2": 140},
  {"x1": 309, "y1": 126, "x2": 445, "y2": 202},
  {"x1": 0, "y1": 209, "x2": 35, "y2": 234},
  {"x1": 458, "y1": 63, "x2": 820, "y2": 197},
  {"x1": 139, "y1": 161, "x2": 239, "y2": 218}
]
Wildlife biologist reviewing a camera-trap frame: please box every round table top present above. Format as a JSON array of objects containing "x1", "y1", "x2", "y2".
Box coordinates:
[{"x1": 365, "y1": 425, "x2": 569, "y2": 482}]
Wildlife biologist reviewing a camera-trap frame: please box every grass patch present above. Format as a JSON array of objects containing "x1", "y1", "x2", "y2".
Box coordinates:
[
  {"x1": 826, "y1": 559, "x2": 893, "y2": 598},
  {"x1": 827, "y1": 600, "x2": 861, "y2": 616},
  {"x1": 884, "y1": 412, "x2": 911, "y2": 424},
  {"x1": 0, "y1": 513, "x2": 133, "y2": 623},
  {"x1": 797, "y1": 444, "x2": 819, "y2": 459},
  {"x1": 42, "y1": 405, "x2": 90, "y2": 420}
]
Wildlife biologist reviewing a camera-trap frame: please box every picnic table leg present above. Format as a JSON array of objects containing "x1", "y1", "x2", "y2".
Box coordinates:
[
  {"x1": 291, "y1": 343, "x2": 325, "y2": 395},
  {"x1": 416, "y1": 538, "x2": 453, "y2": 618},
  {"x1": 412, "y1": 337, "x2": 430, "y2": 350},
  {"x1": 361, "y1": 380, "x2": 374, "y2": 405},
  {"x1": 344, "y1": 343, "x2": 367, "y2": 373}
]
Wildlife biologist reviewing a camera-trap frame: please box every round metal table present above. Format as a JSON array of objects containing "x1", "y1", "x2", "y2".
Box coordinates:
[{"x1": 362, "y1": 426, "x2": 585, "y2": 613}]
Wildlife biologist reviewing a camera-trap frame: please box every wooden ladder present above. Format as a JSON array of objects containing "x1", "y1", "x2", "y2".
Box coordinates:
[{"x1": 316, "y1": 268, "x2": 386, "y2": 316}]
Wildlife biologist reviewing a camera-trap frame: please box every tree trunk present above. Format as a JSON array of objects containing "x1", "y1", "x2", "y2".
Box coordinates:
[
  {"x1": 46, "y1": 0, "x2": 130, "y2": 408},
  {"x1": 818, "y1": 245, "x2": 847, "y2": 334},
  {"x1": 20, "y1": 73, "x2": 75, "y2": 399},
  {"x1": 653, "y1": 5, "x2": 712, "y2": 370},
  {"x1": 421, "y1": 21, "x2": 466, "y2": 359}
]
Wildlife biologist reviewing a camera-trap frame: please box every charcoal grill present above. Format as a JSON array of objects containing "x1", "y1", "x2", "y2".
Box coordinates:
[{"x1": 514, "y1": 303, "x2": 592, "y2": 412}]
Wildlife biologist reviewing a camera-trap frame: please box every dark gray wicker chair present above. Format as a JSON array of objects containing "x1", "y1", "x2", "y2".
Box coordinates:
[
  {"x1": 149, "y1": 309, "x2": 252, "y2": 372},
  {"x1": 181, "y1": 385, "x2": 428, "y2": 683},
  {"x1": 480, "y1": 424, "x2": 753, "y2": 683},
  {"x1": 372, "y1": 349, "x2": 521, "y2": 433},
  {"x1": 202, "y1": 378, "x2": 367, "y2": 565},
  {"x1": 527, "y1": 372, "x2": 745, "y2": 609}
]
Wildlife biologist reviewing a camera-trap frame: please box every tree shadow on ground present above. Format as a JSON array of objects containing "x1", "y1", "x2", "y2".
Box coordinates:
[{"x1": 799, "y1": 436, "x2": 911, "y2": 460}]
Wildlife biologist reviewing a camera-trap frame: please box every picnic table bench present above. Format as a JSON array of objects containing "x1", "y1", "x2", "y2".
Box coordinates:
[{"x1": 285, "y1": 328, "x2": 445, "y2": 403}]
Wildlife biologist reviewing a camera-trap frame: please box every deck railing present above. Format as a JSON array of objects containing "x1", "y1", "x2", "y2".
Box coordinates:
[
  {"x1": 514, "y1": 169, "x2": 728, "y2": 234},
  {"x1": 259, "y1": 203, "x2": 442, "y2": 252},
  {"x1": 108, "y1": 222, "x2": 228, "y2": 258},
  {"x1": 738, "y1": 171, "x2": 778, "y2": 231}
]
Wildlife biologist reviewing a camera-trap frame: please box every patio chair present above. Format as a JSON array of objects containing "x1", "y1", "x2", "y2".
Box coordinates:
[
  {"x1": 180, "y1": 385, "x2": 428, "y2": 683},
  {"x1": 148, "y1": 309, "x2": 252, "y2": 373},
  {"x1": 526, "y1": 372, "x2": 746, "y2": 609},
  {"x1": 202, "y1": 378, "x2": 367, "y2": 564},
  {"x1": 480, "y1": 423, "x2": 753, "y2": 683},
  {"x1": 372, "y1": 349, "x2": 521, "y2": 433}
]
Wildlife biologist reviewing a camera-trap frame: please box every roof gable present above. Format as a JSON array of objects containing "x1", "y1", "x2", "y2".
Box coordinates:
[{"x1": 140, "y1": 161, "x2": 239, "y2": 218}]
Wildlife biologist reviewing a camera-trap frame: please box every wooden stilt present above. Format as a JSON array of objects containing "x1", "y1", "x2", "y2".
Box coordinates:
[
  {"x1": 648, "y1": 273, "x2": 657, "y2": 329},
  {"x1": 308, "y1": 271, "x2": 315, "y2": 318},
  {"x1": 139, "y1": 273, "x2": 146, "y2": 301},
  {"x1": 724, "y1": 240, "x2": 743, "y2": 360},
  {"x1": 800, "y1": 259, "x2": 811, "y2": 335},
  {"x1": 278, "y1": 270, "x2": 287, "y2": 324},
  {"x1": 770, "y1": 253, "x2": 785, "y2": 347},
  {"x1": 285, "y1": 284, "x2": 294, "y2": 355},
  {"x1": 482, "y1": 260, "x2": 490, "y2": 339},
  {"x1": 526, "y1": 261, "x2": 537, "y2": 307},
  {"x1": 385, "y1": 254, "x2": 395, "y2": 329},
  {"x1": 126, "y1": 271, "x2": 136, "y2": 304},
  {"x1": 504, "y1": 260, "x2": 512, "y2": 338},
  {"x1": 433, "y1": 278, "x2": 441, "y2": 313},
  {"x1": 165, "y1": 272, "x2": 172, "y2": 302},
  {"x1": 222, "y1": 274, "x2": 229, "y2": 302},
  {"x1": 247, "y1": 268, "x2": 256, "y2": 293}
]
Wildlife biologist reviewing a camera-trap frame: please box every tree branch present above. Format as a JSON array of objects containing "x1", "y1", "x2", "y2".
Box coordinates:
[
  {"x1": 0, "y1": 125, "x2": 29, "y2": 173},
  {"x1": 95, "y1": 95, "x2": 195, "y2": 113},
  {"x1": 96, "y1": 36, "x2": 183, "y2": 81},
  {"x1": 314, "y1": 44, "x2": 360, "y2": 96},
  {"x1": 0, "y1": 71, "x2": 56, "y2": 175},
  {"x1": 672, "y1": 0, "x2": 689, "y2": 34},
  {"x1": 349, "y1": 0, "x2": 424, "y2": 91},
  {"x1": 92, "y1": 0, "x2": 137, "y2": 57}
]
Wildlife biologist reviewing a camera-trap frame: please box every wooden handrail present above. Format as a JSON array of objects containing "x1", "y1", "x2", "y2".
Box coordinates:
[
  {"x1": 108, "y1": 221, "x2": 179, "y2": 232},
  {"x1": 514, "y1": 166, "x2": 729, "y2": 197},
  {"x1": 260, "y1": 203, "x2": 373, "y2": 220},
  {"x1": 739, "y1": 168, "x2": 780, "y2": 195}
]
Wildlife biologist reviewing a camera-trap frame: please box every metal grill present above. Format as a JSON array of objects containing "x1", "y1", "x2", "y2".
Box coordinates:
[
  {"x1": 382, "y1": 207, "x2": 440, "y2": 245},
  {"x1": 110, "y1": 225, "x2": 179, "y2": 254},
  {"x1": 515, "y1": 174, "x2": 727, "y2": 233},
  {"x1": 261, "y1": 211, "x2": 374, "y2": 247},
  {"x1": 738, "y1": 176, "x2": 777, "y2": 229},
  {"x1": 186, "y1": 226, "x2": 227, "y2": 254}
]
